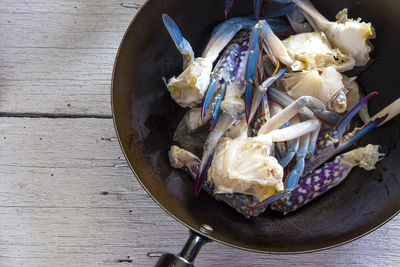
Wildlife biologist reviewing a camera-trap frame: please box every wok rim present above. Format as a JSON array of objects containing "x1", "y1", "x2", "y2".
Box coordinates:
[{"x1": 110, "y1": 0, "x2": 400, "y2": 254}]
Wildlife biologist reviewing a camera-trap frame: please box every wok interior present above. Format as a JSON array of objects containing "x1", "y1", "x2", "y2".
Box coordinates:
[{"x1": 112, "y1": 0, "x2": 400, "y2": 252}]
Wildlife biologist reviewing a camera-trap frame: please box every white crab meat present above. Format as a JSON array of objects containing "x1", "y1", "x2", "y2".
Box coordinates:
[
  {"x1": 167, "y1": 57, "x2": 213, "y2": 108},
  {"x1": 294, "y1": 1, "x2": 375, "y2": 67},
  {"x1": 282, "y1": 31, "x2": 355, "y2": 72},
  {"x1": 208, "y1": 136, "x2": 284, "y2": 201},
  {"x1": 279, "y1": 66, "x2": 345, "y2": 109},
  {"x1": 325, "y1": 9, "x2": 375, "y2": 66}
]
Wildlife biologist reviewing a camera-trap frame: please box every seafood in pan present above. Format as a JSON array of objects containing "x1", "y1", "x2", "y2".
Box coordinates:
[{"x1": 162, "y1": 0, "x2": 400, "y2": 217}]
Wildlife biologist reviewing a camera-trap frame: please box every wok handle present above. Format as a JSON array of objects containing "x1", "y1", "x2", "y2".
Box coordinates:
[{"x1": 154, "y1": 226, "x2": 212, "y2": 267}]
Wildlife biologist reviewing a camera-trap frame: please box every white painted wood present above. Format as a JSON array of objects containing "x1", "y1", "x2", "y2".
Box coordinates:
[
  {"x1": 0, "y1": 0, "x2": 145, "y2": 115},
  {"x1": 0, "y1": 117, "x2": 399, "y2": 266},
  {"x1": 0, "y1": 1, "x2": 399, "y2": 266}
]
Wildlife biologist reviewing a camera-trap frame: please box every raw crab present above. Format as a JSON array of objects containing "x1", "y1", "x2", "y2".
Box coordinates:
[{"x1": 161, "y1": 2, "x2": 400, "y2": 217}]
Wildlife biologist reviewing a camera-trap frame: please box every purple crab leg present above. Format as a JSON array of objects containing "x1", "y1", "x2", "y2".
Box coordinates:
[
  {"x1": 201, "y1": 44, "x2": 240, "y2": 121},
  {"x1": 162, "y1": 14, "x2": 194, "y2": 70},
  {"x1": 271, "y1": 144, "x2": 383, "y2": 215}
]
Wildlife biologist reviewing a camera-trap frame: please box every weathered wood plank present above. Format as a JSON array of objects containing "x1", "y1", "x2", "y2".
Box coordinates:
[
  {"x1": 0, "y1": 117, "x2": 399, "y2": 266},
  {"x1": 0, "y1": 0, "x2": 145, "y2": 115}
]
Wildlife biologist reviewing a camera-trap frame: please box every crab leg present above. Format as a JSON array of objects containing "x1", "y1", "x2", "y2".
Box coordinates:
[
  {"x1": 245, "y1": 23, "x2": 262, "y2": 121},
  {"x1": 271, "y1": 144, "x2": 383, "y2": 214},
  {"x1": 276, "y1": 114, "x2": 300, "y2": 167},
  {"x1": 162, "y1": 14, "x2": 194, "y2": 70},
  {"x1": 267, "y1": 86, "x2": 342, "y2": 126},
  {"x1": 201, "y1": 43, "x2": 240, "y2": 121},
  {"x1": 258, "y1": 95, "x2": 325, "y2": 134}
]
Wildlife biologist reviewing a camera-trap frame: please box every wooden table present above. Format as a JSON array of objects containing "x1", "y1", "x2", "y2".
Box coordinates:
[{"x1": 1, "y1": 1, "x2": 399, "y2": 266}]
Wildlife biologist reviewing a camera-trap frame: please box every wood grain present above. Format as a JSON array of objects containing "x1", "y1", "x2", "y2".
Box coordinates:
[
  {"x1": 0, "y1": 0, "x2": 145, "y2": 115},
  {"x1": 0, "y1": 117, "x2": 399, "y2": 266},
  {"x1": 0, "y1": 1, "x2": 399, "y2": 266}
]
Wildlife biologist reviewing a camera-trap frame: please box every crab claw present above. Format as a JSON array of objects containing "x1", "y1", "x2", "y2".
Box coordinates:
[
  {"x1": 162, "y1": 14, "x2": 194, "y2": 70},
  {"x1": 201, "y1": 43, "x2": 240, "y2": 122},
  {"x1": 245, "y1": 23, "x2": 262, "y2": 121},
  {"x1": 202, "y1": 17, "x2": 255, "y2": 60}
]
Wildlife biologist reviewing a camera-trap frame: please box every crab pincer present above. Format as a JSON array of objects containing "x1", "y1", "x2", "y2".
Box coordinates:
[{"x1": 162, "y1": 14, "x2": 194, "y2": 70}]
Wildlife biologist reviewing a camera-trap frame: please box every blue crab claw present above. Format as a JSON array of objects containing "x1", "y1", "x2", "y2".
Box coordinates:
[
  {"x1": 201, "y1": 43, "x2": 240, "y2": 122},
  {"x1": 202, "y1": 17, "x2": 255, "y2": 59},
  {"x1": 333, "y1": 91, "x2": 378, "y2": 147},
  {"x1": 245, "y1": 24, "x2": 262, "y2": 121},
  {"x1": 162, "y1": 14, "x2": 194, "y2": 69}
]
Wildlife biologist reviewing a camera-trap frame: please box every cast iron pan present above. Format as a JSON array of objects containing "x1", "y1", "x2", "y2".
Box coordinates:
[{"x1": 112, "y1": 0, "x2": 400, "y2": 259}]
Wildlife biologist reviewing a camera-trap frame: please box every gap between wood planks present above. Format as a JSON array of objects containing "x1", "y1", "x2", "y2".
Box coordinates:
[{"x1": 0, "y1": 112, "x2": 112, "y2": 119}]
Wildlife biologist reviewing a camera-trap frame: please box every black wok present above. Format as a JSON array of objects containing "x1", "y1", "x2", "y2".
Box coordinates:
[{"x1": 112, "y1": 0, "x2": 400, "y2": 264}]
